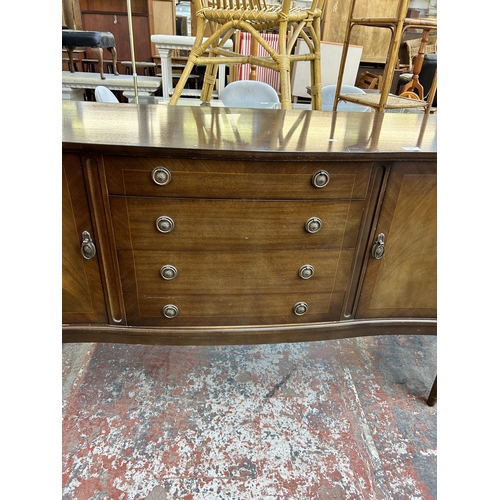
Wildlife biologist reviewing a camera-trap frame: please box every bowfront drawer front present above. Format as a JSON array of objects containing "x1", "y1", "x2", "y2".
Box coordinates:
[
  {"x1": 104, "y1": 156, "x2": 372, "y2": 200},
  {"x1": 123, "y1": 290, "x2": 347, "y2": 327},
  {"x1": 110, "y1": 198, "x2": 364, "y2": 252},
  {"x1": 117, "y1": 248, "x2": 354, "y2": 296}
]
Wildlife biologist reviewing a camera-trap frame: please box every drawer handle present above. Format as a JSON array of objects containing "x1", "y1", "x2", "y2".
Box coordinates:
[
  {"x1": 305, "y1": 217, "x2": 322, "y2": 233},
  {"x1": 298, "y1": 264, "x2": 314, "y2": 279},
  {"x1": 81, "y1": 231, "x2": 96, "y2": 260},
  {"x1": 311, "y1": 170, "x2": 330, "y2": 188},
  {"x1": 156, "y1": 216, "x2": 175, "y2": 233},
  {"x1": 151, "y1": 166, "x2": 172, "y2": 186},
  {"x1": 293, "y1": 302, "x2": 308, "y2": 315},
  {"x1": 371, "y1": 233, "x2": 386, "y2": 260},
  {"x1": 160, "y1": 265, "x2": 178, "y2": 280},
  {"x1": 162, "y1": 304, "x2": 179, "y2": 318}
]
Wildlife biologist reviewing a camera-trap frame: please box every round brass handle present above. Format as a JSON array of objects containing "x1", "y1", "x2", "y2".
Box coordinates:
[
  {"x1": 151, "y1": 166, "x2": 172, "y2": 186},
  {"x1": 160, "y1": 265, "x2": 178, "y2": 280},
  {"x1": 156, "y1": 216, "x2": 175, "y2": 233},
  {"x1": 298, "y1": 264, "x2": 314, "y2": 279},
  {"x1": 293, "y1": 302, "x2": 308, "y2": 315},
  {"x1": 305, "y1": 217, "x2": 322, "y2": 233},
  {"x1": 312, "y1": 170, "x2": 330, "y2": 188},
  {"x1": 162, "y1": 304, "x2": 179, "y2": 318}
]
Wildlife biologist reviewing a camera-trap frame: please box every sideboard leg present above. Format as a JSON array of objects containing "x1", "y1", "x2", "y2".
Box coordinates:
[{"x1": 426, "y1": 375, "x2": 437, "y2": 406}]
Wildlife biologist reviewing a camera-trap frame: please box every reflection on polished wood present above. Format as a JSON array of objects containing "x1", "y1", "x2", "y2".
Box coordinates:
[{"x1": 62, "y1": 101, "x2": 436, "y2": 157}]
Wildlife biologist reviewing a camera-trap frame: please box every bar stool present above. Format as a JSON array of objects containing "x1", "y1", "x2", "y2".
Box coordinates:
[
  {"x1": 168, "y1": 0, "x2": 327, "y2": 110},
  {"x1": 333, "y1": 0, "x2": 437, "y2": 113}
]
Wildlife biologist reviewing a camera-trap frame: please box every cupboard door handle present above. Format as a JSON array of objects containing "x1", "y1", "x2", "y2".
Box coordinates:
[
  {"x1": 305, "y1": 217, "x2": 322, "y2": 233},
  {"x1": 371, "y1": 233, "x2": 385, "y2": 259},
  {"x1": 156, "y1": 216, "x2": 175, "y2": 233},
  {"x1": 311, "y1": 170, "x2": 330, "y2": 188},
  {"x1": 151, "y1": 166, "x2": 172, "y2": 186},
  {"x1": 81, "y1": 231, "x2": 96, "y2": 260}
]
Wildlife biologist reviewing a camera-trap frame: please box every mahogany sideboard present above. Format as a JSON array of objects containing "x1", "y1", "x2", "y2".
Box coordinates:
[{"x1": 62, "y1": 101, "x2": 437, "y2": 404}]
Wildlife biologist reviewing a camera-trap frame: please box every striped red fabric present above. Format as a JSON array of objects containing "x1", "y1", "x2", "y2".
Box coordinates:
[{"x1": 237, "y1": 32, "x2": 280, "y2": 91}]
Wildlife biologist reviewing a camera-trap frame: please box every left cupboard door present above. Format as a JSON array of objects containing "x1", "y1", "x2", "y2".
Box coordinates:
[{"x1": 62, "y1": 153, "x2": 108, "y2": 324}]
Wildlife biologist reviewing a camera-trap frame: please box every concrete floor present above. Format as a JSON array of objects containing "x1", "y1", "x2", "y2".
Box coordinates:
[{"x1": 62, "y1": 335, "x2": 437, "y2": 500}]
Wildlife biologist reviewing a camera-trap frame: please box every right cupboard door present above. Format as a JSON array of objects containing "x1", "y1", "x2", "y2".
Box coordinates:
[{"x1": 356, "y1": 161, "x2": 437, "y2": 319}]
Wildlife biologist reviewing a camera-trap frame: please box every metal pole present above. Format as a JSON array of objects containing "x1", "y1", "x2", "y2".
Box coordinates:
[{"x1": 126, "y1": 0, "x2": 139, "y2": 102}]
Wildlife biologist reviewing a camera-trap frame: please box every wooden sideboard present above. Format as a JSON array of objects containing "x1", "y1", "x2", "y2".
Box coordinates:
[{"x1": 62, "y1": 101, "x2": 437, "y2": 403}]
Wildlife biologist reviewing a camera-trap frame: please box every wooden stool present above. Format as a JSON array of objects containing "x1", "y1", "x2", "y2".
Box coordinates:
[{"x1": 62, "y1": 29, "x2": 119, "y2": 80}]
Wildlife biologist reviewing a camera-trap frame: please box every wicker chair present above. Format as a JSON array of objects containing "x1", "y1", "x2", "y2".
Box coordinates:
[{"x1": 168, "y1": 0, "x2": 327, "y2": 110}]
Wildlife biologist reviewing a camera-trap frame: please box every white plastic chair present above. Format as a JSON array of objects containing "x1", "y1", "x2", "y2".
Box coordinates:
[
  {"x1": 94, "y1": 86, "x2": 119, "y2": 103},
  {"x1": 219, "y1": 80, "x2": 281, "y2": 109},
  {"x1": 322, "y1": 85, "x2": 370, "y2": 112}
]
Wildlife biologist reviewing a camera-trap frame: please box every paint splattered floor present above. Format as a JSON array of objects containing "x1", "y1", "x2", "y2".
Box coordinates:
[{"x1": 62, "y1": 335, "x2": 437, "y2": 500}]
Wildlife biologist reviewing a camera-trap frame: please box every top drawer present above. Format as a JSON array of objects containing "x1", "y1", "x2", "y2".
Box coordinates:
[{"x1": 103, "y1": 156, "x2": 372, "y2": 200}]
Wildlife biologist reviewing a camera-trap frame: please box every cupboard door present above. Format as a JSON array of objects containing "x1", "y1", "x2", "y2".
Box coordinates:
[
  {"x1": 356, "y1": 161, "x2": 436, "y2": 318},
  {"x1": 62, "y1": 154, "x2": 108, "y2": 324}
]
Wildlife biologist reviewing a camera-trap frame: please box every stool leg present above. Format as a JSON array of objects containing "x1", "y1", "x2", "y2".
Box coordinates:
[
  {"x1": 91, "y1": 46, "x2": 106, "y2": 79},
  {"x1": 66, "y1": 46, "x2": 76, "y2": 73},
  {"x1": 108, "y1": 47, "x2": 119, "y2": 76}
]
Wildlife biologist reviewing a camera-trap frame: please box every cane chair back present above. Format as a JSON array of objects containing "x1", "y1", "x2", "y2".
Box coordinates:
[{"x1": 168, "y1": 0, "x2": 327, "y2": 110}]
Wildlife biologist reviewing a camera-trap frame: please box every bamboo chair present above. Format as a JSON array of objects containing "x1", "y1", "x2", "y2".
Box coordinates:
[
  {"x1": 168, "y1": 0, "x2": 327, "y2": 110},
  {"x1": 333, "y1": 0, "x2": 437, "y2": 114}
]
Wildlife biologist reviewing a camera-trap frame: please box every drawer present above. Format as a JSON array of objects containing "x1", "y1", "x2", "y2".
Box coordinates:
[
  {"x1": 110, "y1": 197, "x2": 364, "y2": 251},
  {"x1": 118, "y1": 248, "x2": 354, "y2": 296},
  {"x1": 123, "y1": 290, "x2": 346, "y2": 327},
  {"x1": 104, "y1": 156, "x2": 372, "y2": 200}
]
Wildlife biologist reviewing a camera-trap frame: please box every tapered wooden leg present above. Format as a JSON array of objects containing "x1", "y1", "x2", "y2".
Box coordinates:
[
  {"x1": 427, "y1": 375, "x2": 437, "y2": 406},
  {"x1": 67, "y1": 46, "x2": 76, "y2": 73},
  {"x1": 91, "y1": 46, "x2": 105, "y2": 79},
  {"x1": 109, "y1": 47, "x2": 119, "y2": 75}
]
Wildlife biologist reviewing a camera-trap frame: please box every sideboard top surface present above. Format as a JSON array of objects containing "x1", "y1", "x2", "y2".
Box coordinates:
[{"x1": 62, "y1": 101, "x2": 437, "y2": 160}]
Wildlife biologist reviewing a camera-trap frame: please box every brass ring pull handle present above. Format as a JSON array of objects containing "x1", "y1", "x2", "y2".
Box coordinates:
[
  {"x1": 311, "y1": 170, "x2": 330, "y2": 188},
  {"x1": 81, "y1": 231, "x2": 96, "y2": 260},
  {"x1": 293, "y1": 302, "x2": 308, "y2": 315},
  {"x1": 160, "y1": 265, "x2": 178, "y2": 280},
  {"x1": 151, "y1": 166, "x2": 172, "y2": 186},
  {"x1": 162, "y1": 304, "x2": 179, "y2": 318},
  {"x1": 371, "y1": 233, "x2": 386, "y2": 259},
  {"x1": 305, "y1": 217, "x2": 322, "y2": 233},
  {"x1": 156, "y1": 216, "x2": 175, "y2": 233},
  {"x1": 298, "y1": 264, "x2": 314, "y2": 279}
]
